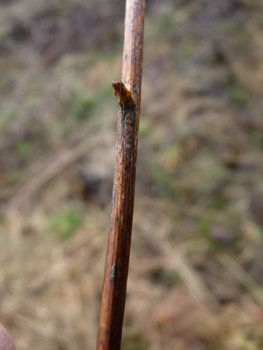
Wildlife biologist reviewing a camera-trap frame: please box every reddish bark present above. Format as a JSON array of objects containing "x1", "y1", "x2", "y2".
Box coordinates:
[{"x1": 96, "y1": 1, "x2": 145, "y2": 350}]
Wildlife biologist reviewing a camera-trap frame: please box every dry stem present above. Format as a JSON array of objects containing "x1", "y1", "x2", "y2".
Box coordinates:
[{"x1": 96, "y1": 1, "x2": 145, "y2": 350}]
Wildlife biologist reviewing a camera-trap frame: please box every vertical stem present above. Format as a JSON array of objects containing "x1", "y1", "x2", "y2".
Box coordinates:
[
  {"x1": 96, "y1": 1, "x2": 145, "y2": 350},
  {"x1": 122, "y1": 0, "x2": 144, "y2": 114}
]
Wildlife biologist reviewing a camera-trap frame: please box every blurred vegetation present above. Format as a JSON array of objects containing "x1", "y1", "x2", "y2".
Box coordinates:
[
  {"x1": 47, "y1": 206, "x2": 84, "y2": 241},
  {"x1": 1, "y1": 0, "x2": 263, "y2": 349}
]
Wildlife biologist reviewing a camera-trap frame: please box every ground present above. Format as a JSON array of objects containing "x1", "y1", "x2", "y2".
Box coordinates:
[{"x1": 1, "y1": 0, "x2": 263, "y2": 349}]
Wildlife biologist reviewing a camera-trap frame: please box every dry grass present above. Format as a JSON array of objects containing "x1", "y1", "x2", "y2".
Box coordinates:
[{"x1": 1, "y1": 0, "x2": 263, "y2": 349}]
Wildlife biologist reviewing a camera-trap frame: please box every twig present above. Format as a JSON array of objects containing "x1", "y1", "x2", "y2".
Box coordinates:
[{"x1": 96, "y1": 1, "x2": 145, "y2": 350}]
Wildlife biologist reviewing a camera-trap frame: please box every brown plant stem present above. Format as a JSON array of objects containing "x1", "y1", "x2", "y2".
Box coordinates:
[{"x1": 96, "y1": 1, "x2": 145, "y2": 350}]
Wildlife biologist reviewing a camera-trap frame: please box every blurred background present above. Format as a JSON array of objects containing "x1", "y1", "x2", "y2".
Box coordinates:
[{"x1": 1, "y1": 0, "x2": 263, "y2": 349}]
